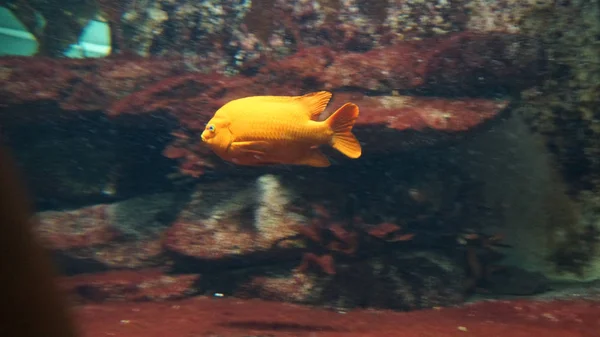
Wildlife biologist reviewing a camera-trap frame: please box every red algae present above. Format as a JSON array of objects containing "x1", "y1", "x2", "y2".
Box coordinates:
[
  {"x1": 0, "y1": 57, "x2": 187, "y2": 113},
  {"x1": 75, "y1": 297, "x2": 600, "y2": 337},
  {"x1": 0, "y1": 32, "x2": 524, "y2": 179},
  {"x1": 326, "y1": 94, "x2": 508, "y2": 132}
]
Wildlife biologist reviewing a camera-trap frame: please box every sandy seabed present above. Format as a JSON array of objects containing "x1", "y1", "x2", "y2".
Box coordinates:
[{"x1": 75, "y1": 297, "x2": 599, "y2": 337}]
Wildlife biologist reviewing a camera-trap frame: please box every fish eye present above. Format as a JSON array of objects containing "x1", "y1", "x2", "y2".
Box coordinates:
[{"x1": 207, "y1": 124, "x2": 216, "y2": 132}]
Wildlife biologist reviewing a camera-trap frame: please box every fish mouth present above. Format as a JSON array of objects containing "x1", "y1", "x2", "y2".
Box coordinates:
[{"x1": 200, "y1": 135, "x2": 206, "y2": 142}]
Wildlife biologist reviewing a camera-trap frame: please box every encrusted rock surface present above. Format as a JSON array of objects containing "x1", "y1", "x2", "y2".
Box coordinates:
[
  {"x1": 1, "y1": 31, "x2": 537, "y2": 179},
  {"x1": 0, "y1": 2, "x2": 566, "y2": 313},
  {"x1": 35, "y1": 194, "x2": 182, "y2": 273}
]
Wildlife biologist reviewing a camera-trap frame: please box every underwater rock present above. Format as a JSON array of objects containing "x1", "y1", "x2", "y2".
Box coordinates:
[
  {"x1": 34, "y1": 147, "x2": 498, "y2": 310},
  {"x1": 233, "y1": 251, "x2": 466, "y2": 311},
  {"x1": 233, "y1": 270, "x2": 328, "y2": 304},
  {"x1": 0, "y1": 32, "x2": 540, "y2": 113},
  {"x1": 36, "y1": 204, "x2": 118, "y2": 250},
  {"x1": 95, "y1": 0, "x2": 546, "y2": 71},
  {"x1": 59, "y1": 269, "x2": 199, "y2": 303},
  {"x1": 321, "y1": 32, "x2": 545, "y2": 94},
  {"x1": 0, "y1": 56, "x2": 188, "y2": 114},
  {"x1": 320, "y1": 251, "x2": 466, "y2": 310},
  {"x1": 331, "y1": 93, "x2": 509, "y2": 151},
  {"x1": 35, "y1": 193, "x2": 182, "y2": 273},
  {"x1": 0, "y1": 33, "x2": 524, "y2": 179},
  {"x1": 6, "y1": 0, "x2": 552, "y2": 62},
  {"x1": 510, "y1": 1, "x2": 600, "y2": 276},
  {"x1": 163, "y1": 175, "x2": 307, "y2": 263},
  {"x1": 484, "y1": 266, "x2": 550, "y2": 296},
  {"x1": 517, "y1": 1, "x2": 600, "y2": 197}
]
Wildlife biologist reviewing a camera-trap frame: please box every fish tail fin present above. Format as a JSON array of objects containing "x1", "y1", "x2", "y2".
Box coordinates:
[{"x1": 325, "y1": 103, "x2": 362, "y2": 159}]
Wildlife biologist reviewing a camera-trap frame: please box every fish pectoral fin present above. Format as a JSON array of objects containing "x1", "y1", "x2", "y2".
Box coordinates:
[
  {"x1": 229, "y1": 141, "x2": 271, "y2": 155},
  {"x1": 295, "y1": 148, "x2": 331, "y2": 167}
]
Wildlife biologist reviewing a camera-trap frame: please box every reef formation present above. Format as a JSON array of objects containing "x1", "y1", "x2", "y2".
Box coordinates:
[
  {"x1": 2, "y1": 0, "x2": 599, "y2": 316},
  {"x1": 0, "y1": 27, "x2": 552, "y2": 311}
]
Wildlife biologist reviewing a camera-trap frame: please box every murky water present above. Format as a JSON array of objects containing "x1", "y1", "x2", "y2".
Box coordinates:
[{"x1": 1, "y1": 1, "x2": 600, "y2": 336}]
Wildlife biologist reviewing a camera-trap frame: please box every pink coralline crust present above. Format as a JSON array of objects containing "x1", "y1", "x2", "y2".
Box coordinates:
[
  {"x1": 328, "y1": 94, "x2": 509, "y2": 132},
  {"x1": 35, "y1": 204, "x2": 118, "y2": 250},
  {"x1": 0, "y1": 32, "x2": 540, "y2": 114},
  {"x1": 321, "y1": 43, "x2": 425, "y2": 90},
  {"x1": 59, "y1": 269, "x2": 199, "y2": 303},
  {"x1": 0, "y1": 56, "x2": 187, "y2": 112},
  {"x1": 234, "y1": 272, "x2": 322, "y2": 303},
  {"x1": 108, "y1": 73, "x2": 255, "y2": 132},
  {"x1": 256, "y1": 46, "x2": 336, "y2": 89},
  {"x1": 163, "y1": 189, "x2": 305, "y2": 261},
  {"x1": 163, "y1": 220, "x2": 258, "y2": 260},
  {"x1": 91, "y1": 239, "x2": 164, "y2": 269},
  {"x1": 35, "y1": 204, "x2": 164, "y2": 269}
]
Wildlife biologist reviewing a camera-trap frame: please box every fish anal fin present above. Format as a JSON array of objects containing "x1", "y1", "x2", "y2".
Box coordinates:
[
  {"x1": 295, "y1": 148, "x2": 331, "y2": 167},
  {"x1": 230, "y1": 141, "x2": 271, "y2": 155},
  {"x1": 297, "y1": 91, "x2": 332, "y2": 119},
  {"x1": 326, "y1": 102, "x2": 362, "y2": 159}
]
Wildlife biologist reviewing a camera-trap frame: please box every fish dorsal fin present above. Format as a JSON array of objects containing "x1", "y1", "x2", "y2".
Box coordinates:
[{"x1": 296, "y1": 91, "x2": 332, "y2": 119}]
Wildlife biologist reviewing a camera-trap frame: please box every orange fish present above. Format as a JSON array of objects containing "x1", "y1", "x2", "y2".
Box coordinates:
[{"x1": 200, "y1": 91, "x2": 362, "y2": 167}]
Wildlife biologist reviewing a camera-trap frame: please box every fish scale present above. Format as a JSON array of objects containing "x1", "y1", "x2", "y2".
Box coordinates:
[{"x1": 239, "y1": 119, "x2": 321, "y2": 144}]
